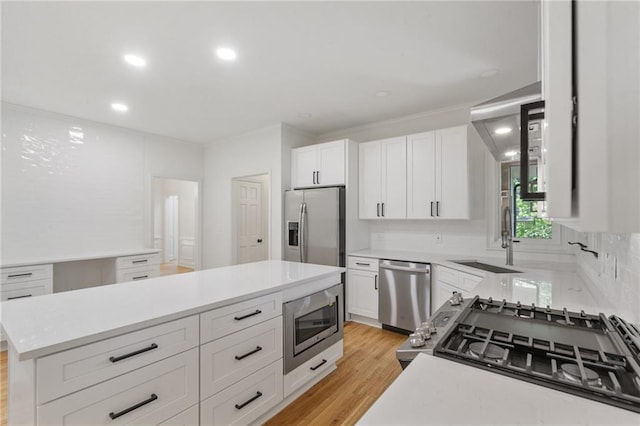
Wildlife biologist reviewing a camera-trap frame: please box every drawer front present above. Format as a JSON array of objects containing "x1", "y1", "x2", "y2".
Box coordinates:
[
  {"x1": 116, "y1": 266, "x2": 160, "y2": 283},
  {"x1": 200, "y1": 360, "x2": 283, "y2": 426},
  {"x1": 0, "y1": 282, "x2": 50, "y2": 301},
  {"x1": 116, "y1": 253, "x2": 161, "y2": 269},
  {"x1": 1, "y1": 264, "x2": 52, "y2": 284},
  {"x1": 435, "y1": 266, "x2": 460, "y2": 287},
  {"x1": 200, "y1": 316, "x2": 283, "y2": 399},
  {"x1": 200, "y1": 292, "x2": 282, "y2": 344},
  {"x1": 459, "y1": 272, "x2": 483, "y2": 292},
  {"x1": 347, "y1": 256, "x2": 379, "y2": 272},
  {"x1": 158, "y1": 405, "x2": 198, "y2": 426},
  {"x1": 37, "y1": 315, "x2": 198, "y2": 404},
  {"x1": 38, "y1": 348, "x2": 199, "y2": 426},
  {"x1": 283, "y1": 340, "x2": 343, "y2": 398}
]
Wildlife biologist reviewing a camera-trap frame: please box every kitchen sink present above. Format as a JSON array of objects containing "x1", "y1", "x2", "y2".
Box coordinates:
[{"x1": 450, "y1": 261, "x2": 521, "y2": 274}]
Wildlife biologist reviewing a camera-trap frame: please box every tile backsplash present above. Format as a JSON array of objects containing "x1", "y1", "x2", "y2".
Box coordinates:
[{"x1": 567, "y1": 230, "x2": 640, "y2": 323}]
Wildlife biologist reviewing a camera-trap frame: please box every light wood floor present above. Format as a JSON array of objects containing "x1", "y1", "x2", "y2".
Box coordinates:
[
  {"x1": 160, "y1": 263, "x2": 194, "y2": 276},
  {"x1": 265, "y1": 322, "x2": 406, "y2": 425},
  {"x1": 0, "y1": 322, "x2": 405, "y2": 426}
]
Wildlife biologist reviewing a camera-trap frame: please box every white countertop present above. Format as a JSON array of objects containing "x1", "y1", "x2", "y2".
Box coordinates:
[
  {"x1": 0, "y1": 248, "x2": 162, "y2": 268},
  {"x1": 349, "y1": 249, "x2": 631, "y2": 319},
  {"x1": 358, "y1": 354, "x2": 640, "y2": 425},
  {"x1": 0, "y1": 260, "x2": 344, "y2": 360}
]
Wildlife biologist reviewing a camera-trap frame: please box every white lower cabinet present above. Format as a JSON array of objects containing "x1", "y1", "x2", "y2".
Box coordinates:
[
  {"x1": 37, "y1": 348, "x2": 199, "y2": 425},
  {"x1": 200, "y1": 360, "x2": 283, "y2": 426},
  {"x1": 200, "y1": 316, "x2": 283, "y2": 399},
  {"x1": 347, "y1": 256, "x2": 379, "y2": 321},
  {"x1": 283, "y1": 340, "x2": 343, "y2": 398},
  {"x1": 115, "y1": 253, "x2": 161, "y2": 283},
  {"x1": 159, "y1": 405, "x2": 199, "y2": 426},
  {"x1": 432, "y1": 266, "x2": 483, "y2": 311}
]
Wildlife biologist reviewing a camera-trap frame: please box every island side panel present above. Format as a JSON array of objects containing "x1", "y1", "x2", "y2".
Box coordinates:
[{"x1": 8, "y1": 344, "x2": 36, "y2": 425}]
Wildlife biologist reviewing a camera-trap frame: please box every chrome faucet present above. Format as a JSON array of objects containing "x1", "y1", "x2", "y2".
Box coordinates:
[{"x1": 501, "y1": 205, "x2": 516, "y2": 266}]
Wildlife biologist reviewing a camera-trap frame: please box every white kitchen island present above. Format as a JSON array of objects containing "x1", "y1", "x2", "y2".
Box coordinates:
[{"x1": 1, "y1": 260, "x2": 345, "y2": 425}]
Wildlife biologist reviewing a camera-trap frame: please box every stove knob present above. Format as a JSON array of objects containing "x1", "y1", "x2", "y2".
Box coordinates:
[
  {"x1": 409, "y1": 333, "x2": 426, "y2": 348},
  {"x1": 449, "y1": 292, "x2": 464, "y2": 306},
  {"x1": 421, "y1": 321, "x2": 437, "y2": 334}
]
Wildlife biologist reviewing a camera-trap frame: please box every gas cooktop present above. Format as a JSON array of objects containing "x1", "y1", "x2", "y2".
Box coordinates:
[{"x1": 432, "y1": 297, "x2": 640, "y2": 413}]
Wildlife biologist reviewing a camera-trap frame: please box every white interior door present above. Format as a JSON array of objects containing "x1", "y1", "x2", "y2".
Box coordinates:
[
  {"x1": 164, "y1": 195, "x2": 179, "y2": 263},
  {"x1": 236, "y1": 180, "x2": 264, "y2": 264}
]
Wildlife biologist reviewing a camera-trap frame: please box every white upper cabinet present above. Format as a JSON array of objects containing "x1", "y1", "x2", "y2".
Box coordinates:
[
  {"x1": 359, "y1": 137, "x2": 406, "y2": 219},
  {"x1": 291, "y1": 140, "x2": 345, "y2": 189},
  {"x1": 407, "y1": 126, "x2": 469, "y2": 219}
]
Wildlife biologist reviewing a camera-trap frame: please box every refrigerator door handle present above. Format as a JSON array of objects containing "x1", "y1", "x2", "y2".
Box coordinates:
[{"x1": 299, "y1": 202, "x2": 307, "y2": 263}]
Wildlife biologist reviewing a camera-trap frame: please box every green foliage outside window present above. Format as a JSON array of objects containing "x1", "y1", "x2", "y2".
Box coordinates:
[{"x1": 511, "y1": 168, "x2": 553, "y2": 239}]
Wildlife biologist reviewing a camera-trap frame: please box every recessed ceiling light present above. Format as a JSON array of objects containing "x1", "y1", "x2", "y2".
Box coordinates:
[
  {"x1": 375, "y1": 91, "x2": 390, "y2": 97},
  {"x1": 480, "y1": 69, "x2": 499, "y2": 78},
  {"x1": 495, "y1": 127, "x2": 512, "y2": 135},
  {"x1": 111, "y1": 103, "x2": 128, "y2": 112},
  {"x1": 123, "y1": 54, "x2": 146, "y2": 67},
  {"x1": 298, "y1": 113, "x2": 312, "y2": 119},
  {"x1": 504, "y1": 151, "x2": 519, "y2": 157},
  {"x1": 216, "y1": 47, "x2": 237, "y2": 61}
]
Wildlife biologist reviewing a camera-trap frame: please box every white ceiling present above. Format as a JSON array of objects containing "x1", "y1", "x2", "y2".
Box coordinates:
[{"x1": 1, "y1": 1, "x2": 539, "y2": 144}]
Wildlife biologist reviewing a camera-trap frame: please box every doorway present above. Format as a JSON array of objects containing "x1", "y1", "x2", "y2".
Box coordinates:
[
  {"x1": 232, "y1": 174, "x2": 270, "y2": 264},
  {"x1": 152, "y1": 177, "x2": 200, "y2": 275}
]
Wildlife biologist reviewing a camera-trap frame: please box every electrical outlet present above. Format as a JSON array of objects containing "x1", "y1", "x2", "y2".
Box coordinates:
[{"x1": 435, "y1": 233, "x2": 443, "y2": 244}]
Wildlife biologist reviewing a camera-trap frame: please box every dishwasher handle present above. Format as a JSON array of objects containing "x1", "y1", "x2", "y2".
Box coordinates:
[{"x1": 379, "y1": 264, "x2": 430, "y2": 274}]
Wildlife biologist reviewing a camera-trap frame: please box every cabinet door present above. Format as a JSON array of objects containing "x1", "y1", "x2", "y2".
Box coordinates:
[
  {"x1": 317, "y1": 140, "x2": 345, "y2": 186},
  {"x1": 292, "y1": 146, "x2": 318, "y2": 189},
  {"x1": 432, "y1": 280, "x2": 470, "y2": 312},
  {"x1": 380, "y1": 137, "x2": 407, "y2": 219},
  {"x1": 359, "y1": 141, "x2": 382, "y2": 219},
  {"x1": 436, "y1": 126, "x2": 469, "y2": 219},
  {"x1": 347, "y1": 269, "x2": 378, "y2": 320},
  {"x1": 407, "y1": 131, "x2": 437, "y2": 219}
]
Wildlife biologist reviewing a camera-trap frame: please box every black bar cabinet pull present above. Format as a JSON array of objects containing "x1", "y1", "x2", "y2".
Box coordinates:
[
  {"x1": 374, "y1": 275, "x2": 378, "y2": 290},
  {"x1": 312, "y1": 171, "x2": 316, "y2": 184},
  {"x1": 235, "y1": 391, "x2": 263, "y2": 410},
  {"x1": 132, "y1": 259, "x2": 148, "y2": 264},
  {"x1": 235, "y1": 346, "x2": 263, "y2": 360},
  {"x1": 234, "y1": 309, "x2": 262, "y2": 321},
  {"x1": 109, "y1": 343, "x2": 158, "y2": 363},
  {"x1": 7, "y1": 273, "x2": 33, "y2": 278},
  {"x1": 376, "y1": 203, "x2": 380, "y2": 217},
  {"x1": 310, "y1": 359, "x2": 328, "y2": 371},
  {"x1": 381, "y1": 202, "x2": 385, "y2": 217},
  {"x1": 355, "y1": 262, "x2": 370, "y2": 266},
  {"x1": 7, "y1": 294, "x2": 32, "y2": 300},
  {"x1": 132, "y1": 275, "x2": 148, "y2": 280},
  {"x1": 430, "y1": 201, "x2": 434, "y2": 217},
  {"x1": 316, "y1": 170, "x2": 320, "y2": 184},
  {"x1": 436, "y1": 201, "x2": 440, "y2": 217},
  {"x1": 109, "y1": 393, "x2": 158, "y2": 420}
]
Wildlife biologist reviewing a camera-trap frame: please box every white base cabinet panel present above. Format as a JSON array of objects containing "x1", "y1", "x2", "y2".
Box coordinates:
[
  {"x1": 347, "y1": 269, "x2": 378, "y2": 320},
  {"x1": 200, "y1": 360, "x2": 283, "y2": 426},
  {"x1": 200, "y1": 316, "x2": 283, "y2": 400},
  {"x1": 37, "y1": 348, "x2": 199, "y2": 426},
  {"x1": 432, "y1": 266, "x2": 483, "y2": 311},
  {"x1": 37, "y1": 315, "x2": 199, "y2": 404},
  {"x1": 158, "y1": 405, "x2": 199, "y2": 426},
  {"x1": 283, "y1": 340, "x2": 343, "y2": 398}
]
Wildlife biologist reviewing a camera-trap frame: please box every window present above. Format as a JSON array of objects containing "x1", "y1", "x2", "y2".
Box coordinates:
[{"x1": 501, "y1": 161, "x2": 553, "y2": 240}]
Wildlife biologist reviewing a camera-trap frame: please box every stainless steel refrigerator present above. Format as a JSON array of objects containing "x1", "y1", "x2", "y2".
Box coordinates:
[{"x1": 284, "y1": 186, "x2": 345, "y2": 267}]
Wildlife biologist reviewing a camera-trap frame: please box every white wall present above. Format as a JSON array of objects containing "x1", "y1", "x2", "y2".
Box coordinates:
[
  {"x1": 566, "y1": 229, "x2": 640, "y2": 323},
  {"x1": 1, "y1": 103, "x2": 204, "y2": 262},
  {"x1": 203, "y1": 125, "x2": 283, "y2": 268}
]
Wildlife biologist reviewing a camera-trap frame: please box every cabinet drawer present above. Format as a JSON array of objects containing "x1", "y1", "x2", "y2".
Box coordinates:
[
  {"x1": 200, "y1": 292, "x2": 282, "y2": 344},
  {"x1": 37, "y1": 315, "x2": 198, "y2": 404},
  {"x1": 200, "y1": 316, "x2": 283, "y2": 399},
  {"x1": 200, "y1": 360, "x2": 283, "y2": 426},
  {"x1": 38, "y1": 348, "x2": 199, "y2": 426},
  {"x1": 116, "y1": 253, "x2": 161, "y2": 269},
  {"x1": 1, "y1": 264, "x2": 52, "y2": 284},
  {"x1": 283, "y1": 340, "x2": 343, "y2": 398},
  {"x1": 0, "y1": 281, "x2": 50, "y2": 301},
  {"x1": 459, "y1": 272, "x2": 483, "y2": 292},
  {"x1": 158, "y1": 405, "x2": 198, "y2": 426},
  {"x1": 347, "y1": 256, "x2": 379, "y2": 272},
  {"x1": 116, "y1": 266, "x2": 160, "y2": 283}
]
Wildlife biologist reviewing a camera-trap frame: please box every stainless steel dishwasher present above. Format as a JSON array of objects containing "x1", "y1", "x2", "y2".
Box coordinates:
[{"x1": 378, "y1": 259, "x2": 431, "y2": 333}]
